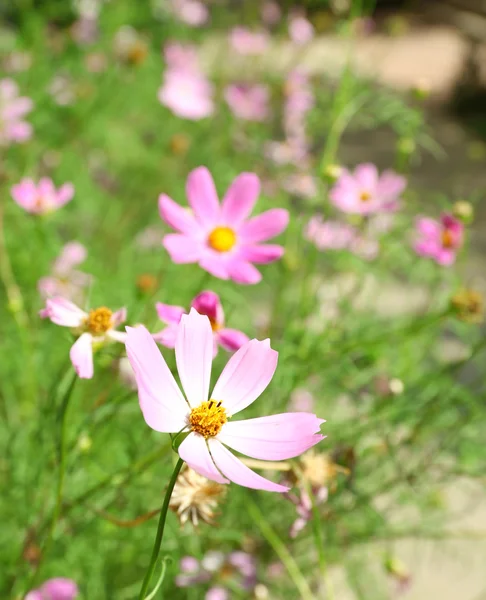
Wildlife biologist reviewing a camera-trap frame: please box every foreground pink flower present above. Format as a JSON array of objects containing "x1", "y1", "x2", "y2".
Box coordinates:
[
  {"x1": 154, "y1": 290, "x2": 249, "y2": 354},
  {"x1": 126, "y1": 309, "x2": 324, "y2": 491},
  {"x1": 224, "y1": 84, "x2": 269, "y2": 122},
  {"x1": 40, "y1": 298, "x2": 127, "y2": 379},
  {"x1": 414, "y1": 213, "x2": 464, "y2": 266},
  {"x1": 38, "y1": 242, "x2": 91, "y2": 302},
  {"x1": 159, "y1": 167, "x2": 289, "y2": 284},
  {"x1": 330, "y1": 163, "x2": 406, "y2": 215},
  {"x1": 229, "y1": 27, "x2": 269, "y2": 55},
  {"x1": 0, "y1": 78, "x2": 33, "y2": 146},
  {"x1": 25, "y1": 578, "x2": 78, "y2": 600},
  {"x1": 11, "y1": 178, "x2": 74, "y2": 215}
]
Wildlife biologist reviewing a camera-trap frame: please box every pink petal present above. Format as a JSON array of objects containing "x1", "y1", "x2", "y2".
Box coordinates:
[
  {"x1": 217, "y1": 328, "x2": 249, "y2": 352},
  {"x1": 218, "y1": 413, "x2": 324, "y2": 460},
  {"x1": 240, "y1": 244, "x2": 284, "y2": 264},
  {"x1": 163, "y1": 233, "x2": 202, "y2": 263},
  {"x1": 186, "y1": 166, "x2": 220, "y2": 227},
  {"x1": 175, "y1": 309, "x2": 213, "y2": 407},
  {"x1": 39, "y1": 578, "x2": 79, "y2": 600},
  {"x1": 107, "y1": 330, "x2": 128, "y2": 343},
  {"x1": 208, "y1": 439, "x2": 288, "y2": 492},
  {"x1": 212, "y1": 338, "x2": 278, "y2": 415},
  {"x1": 125, "y1": 325, "x2": 189, "y2": 432},
  {"x1": 377, "y1": 171, "x2": 406, "y2": 200},
  {"x1": 57, "y1": 183, "x2": 75, "y2": 207},
  {"x1": 112, "y1": 308, "x2": 127, "y2": 327},
  {"x1": 240, "y1": 208, "x2": 289, "y2": 243},
  {"x1": 436, "y1": 248, "x2": 456, "y2": 266},
  {"x1": 6, "y1": 121, "x2": 32, "y2": 142},
  {"x1": 153, "y1": 324, "x2": 179, "y2": 348},
  {"x1": 206, "y1": 587, "x2": 229, "y2": 600},
  {"x1": 221, "y1": 173, "x2": 260, "y2": 226},
  {"x1": 178, "y1": 432, "x2": 229, "y2": 484},
  {"x1": 40, "y1": 297, "x2": 86, "y2": 327},
  {"x1": 55, "y1": 242, "x2": 87, "y2": 273},
  {"x1": 191, "y1": 290, "x2": 223, "y2": 325},
  {"x1": 156, "y1": 302, "x2": 186, "y2": 325},
  {"x1": 25, "y1": 592, "x2": 43, "y2": 600},
  {"x1": 354, "y1": 163, "x2": 378, "y2": 189},
  {"x1": 227, "y1": 259, "x2": 262, "y2": 285},
  {"x1": 158, "y1": 194, "x2": 201, "y2": 236},
  {"x1": 416, "y1": 217, "x2": 440, "y2": 238},
  {"x1": 199, "y1": 255, "x2": 230, "y2": 280},
  {"x1": 38, "y1": 177, "x2": 55, "y2": 197},
  {"x1": 70, "y1": 333, "x2": 94, "y2": 379}
]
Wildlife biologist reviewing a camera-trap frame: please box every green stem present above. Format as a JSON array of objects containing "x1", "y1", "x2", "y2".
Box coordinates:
[
  {"x1": 138, "y1": 457, "x2": 184, "y2": 600},
  {"x1": 248, "y1": 498, "x2": 316, "y2": 600},
  {"x1": 27, "y1": 371, "x2": 78, "y2": 590}
]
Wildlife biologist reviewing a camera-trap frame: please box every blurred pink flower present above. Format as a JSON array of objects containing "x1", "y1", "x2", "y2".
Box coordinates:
[
  {"x1": 25, "y1": 578, "x2": 78, "y2": 600},
  {"x1": 229, "y1": 27, "x2": 269, "y2": 55},
  {"x1": 164, "y1": 42, "x2": 200, "y2": 71},
  {"x1": 305, "y1": 217, "x2": 355, "y2": 250},
  {"x1": 414, "y1": 213, "x2": 464, "y2": 266},
  {"x1": 282, "y1": 173, "x2": 317, "y2": 200},
  {"x1": 40, "y1": 298, "x2": 127, "y2": 379},
  {"x1": 288, "y1": 14, "x2": 314, "y2": 45},
  {"x1": 11, "y1": 178, "x2": 74, "y2": 215},
  {"x1": 224, "y1": 84, "x2": 269, "y2": 122},
  {"x1": 158, "y1": 166, "x2": 289, "y2": 284},
  {"x1": 0, "y1": 78, "x2": 33, "y2": 146},
  {"x1": 126, "y1": 310, "x2": 324, "y2": 490},
  {"x1": 288, "y1": 486, "x2": 329, "y2": 538},
  {"x1": 177, "y1": 550, "x2": 256, "y2": 598},
  {"x1": 261, "y1": 1, "x2": 281, "y2": 26},
  {"x1": 38, "y1": 241, "x2": 91, "y2": 302},
  {"x1": 330, "y1": 163, "x2": 406, "y2": 215},
  {"x1": 170, "y1": 0, "x2": 209, "y2": 27},
  {"x1": 158, "y1": 69, "x2": 214, "y2": 120},
  {"x1": 154, "y1": 290, "x2": 249, "y2": 355}
]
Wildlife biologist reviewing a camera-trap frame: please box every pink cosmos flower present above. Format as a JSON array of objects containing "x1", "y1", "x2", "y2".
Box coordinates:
[
  {"x1": 288, "y1": 14, "x2": 314, "y2": 45},
  {"x1": 229, "y1": 27, "x2": 269, "y2": 56},
  {"x1": 38, "y1": 241, "x2": 91, "y2": 303},
  {"x1": 305, "y1": 217, "x2": 356, "y2": 250},
  {"x1": 0, "y1": 78, "x2": 33, "y2": 146},
  {"x1": 224, "y1": 84, "x2": 269, "y2": 122},
  {"x1": 158, "y1": 70, "x2": 214, "y2": 120},
  {"x1": 177, "y1": 551, "x2": 256, "y2": 599},
  {"x1": 40, "y1": 298, "x2": 127, "y2": 379},
  {"x1": 414, "y1": 213, "x2": 464, "y2": 266},
  {"x1": 329, "y1": 163, "x2": 406, "y2": 215},
  {"x1": 11, "y1": 178, "x2": 74, "y2": 215},
  {"x1": 159, "y1": 166, "x2": 289, "y2": 284},
  {"x1": 170, "y1": 0, "x2": 209, "y2": 27},
  {"x1": 125, "y1": 309, "x2": 324, "y2": 491},
  {"x1": 154, "y1": 290, "x2": 249, "y2": 355},
  {"x1": 25, "y1": 578, "x2": 79, "y2": 600},
  {"x1": 164, "y1": 42, "x2": 200, "y2": 71}
]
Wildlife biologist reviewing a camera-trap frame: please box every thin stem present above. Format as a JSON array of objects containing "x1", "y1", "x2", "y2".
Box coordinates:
[
  {"x1": 138, "y1": 457, "x2": 184, "y2": 600},
  {"x1": 26, "y1": 371, "x2": 78, "y2": 590},
  {"x1": 248, "y1": 498, "x2": 316, "y2": 600}
]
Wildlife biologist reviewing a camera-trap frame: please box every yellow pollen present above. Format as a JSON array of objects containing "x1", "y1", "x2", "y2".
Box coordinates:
[
  {"x1": 208, "y1": 227, "x2": 236, "y2": 252},
  {"x1": 85, "y1": 307, "x2": 113, "y2": 334},
  {"x1": 189, "y1": 400, "x2": 227, "y2": 438},
  {"x1": 442, "y1": 229, "x2": 454, "y2": 248},
  {"x1": 359, "y1": 190, "x2": 372, "y2": 202}
]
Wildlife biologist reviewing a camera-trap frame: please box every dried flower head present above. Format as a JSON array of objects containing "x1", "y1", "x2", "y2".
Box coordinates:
[
  {"x1": 451, "y1": 289, "x2": 484, "y2": 324},
  {"x1": 296, "y1": 449, "x2": 341, "y2": 490},
  {"x1": 169, "y1": 466, "x2": 227, "y2": 526}
]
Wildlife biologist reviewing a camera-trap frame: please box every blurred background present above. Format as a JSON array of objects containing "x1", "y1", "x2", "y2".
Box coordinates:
[{"x1": 1, "y1": 1, "x2": 485, "y2": 599}]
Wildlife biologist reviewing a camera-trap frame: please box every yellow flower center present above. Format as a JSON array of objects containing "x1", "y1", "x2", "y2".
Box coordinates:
[
  {"x1": 189, "y1": 400, "x2": 227, "y2": 438},
  {"x1": 442, "y1": 229, "x2": 454, "y2": 248},
  {"x1": 86, "y1": 307, "x2": 113, "y2": 334},
  {"x1": 208, "y1": 227, "x2": 237, "y2": 252},
  {"x1": 359, "y1": 190, "x2": 372, "y2": 202}
]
